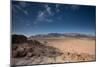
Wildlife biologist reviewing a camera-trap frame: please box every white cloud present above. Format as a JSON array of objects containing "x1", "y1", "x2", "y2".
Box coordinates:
[
  {"x1": 12, "y1": 5, "x2": 18, "y2": 13},
  {"x1": 33, "y1": 10, "x2": 53, "y2": 25},
  {"x1": 23, "y1": 10, "x2": 29, "y2": 15},
  {"x1": 12, "y1": 5, "x2": 22, "y2": 13},
  {"x1": 33, "y1": 11, "x2": 46, "y2": 24},
  {"x1": 13, "y1": 4, "x2": 29, "y2": 15},
  {"x1": 44, "y1": 5, "x2": 52, "y2": 15},
  {"x1": 37, "y1": 11, "x2": 46, "y2": 21},
  {"x1": 38, "y1": 11, "x2": 45, "y2": 18},
  {"x1": 56, "y1": 4, "x2": 60, "y2": 12},
  {"x1": 33, "y1": 4, "x2": 59, "y2": 25},
  {"x1": 14, "y1": 5, "x2": 22, "y2": 10}
]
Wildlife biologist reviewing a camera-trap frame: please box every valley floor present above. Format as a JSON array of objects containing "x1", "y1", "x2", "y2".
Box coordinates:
[{"x1": 12, "y1": 37, "x2": 96, "y2": 66}]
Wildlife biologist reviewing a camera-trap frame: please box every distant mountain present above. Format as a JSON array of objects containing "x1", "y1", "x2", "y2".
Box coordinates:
[{"x1": 29, "y1": 33, "x2": 95, "y2": 39}]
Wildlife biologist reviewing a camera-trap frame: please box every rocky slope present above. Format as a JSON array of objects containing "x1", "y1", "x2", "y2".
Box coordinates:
[{"x1": 11, "y1": 34, "x2": 63, "y2": 65}]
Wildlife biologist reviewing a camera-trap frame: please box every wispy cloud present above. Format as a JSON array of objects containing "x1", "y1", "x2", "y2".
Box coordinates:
[
  {"x1": 23, "y1": 10, "x2": 29, "y2": 15},
  {"x1": 33, "y1": 11, "x2": 46, "y2": 24},
  {"x1": 37, "y1": 11, "x2": 46, "y2": 22},
  {"x1": 56, "y1": 4, "x2": 60, "y2": 12},
  {"x1": 44, "y1": 5, "x2": 52, "y2": 15},
  {"x1": 12, "y1": 5, "x2": 18, "y2": 13},
  {"x1": 33, "y1": 4, "x2": 56, "y2": 24},
  {"x1": 12, "y1": 2, "x2": 29, "y2": 16},
  {"x1": 38, "y1": 11, "x2": 45, "y2": 18},
  {"x1": 33, "y1": 4, "x2": 63, "y2": 25},
  {"x1": 33, "y1": 10, "x2": 53, "y2": 25}
]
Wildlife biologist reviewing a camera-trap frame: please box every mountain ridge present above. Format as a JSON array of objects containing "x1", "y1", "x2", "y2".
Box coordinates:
[{"x1": 29, "y1": 32, "x2": 95, "y2": 39}]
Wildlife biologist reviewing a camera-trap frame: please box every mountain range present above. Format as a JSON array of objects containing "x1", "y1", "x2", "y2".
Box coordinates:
[{"x1": 29, "y1": 33, "x2": 95, "y2": 39}]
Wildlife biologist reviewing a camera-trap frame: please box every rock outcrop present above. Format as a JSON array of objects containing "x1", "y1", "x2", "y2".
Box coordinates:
[{"x1": 12, "y1": 34, "x2": 63, "y2": 58}]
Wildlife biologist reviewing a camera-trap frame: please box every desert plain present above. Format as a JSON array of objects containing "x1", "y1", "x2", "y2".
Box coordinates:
[
  {"x1": 36, "y1": 37, "x2": 95, "y2": 62},
  {"x1": 12, "y1": 36, "x2": 96, "y2": 66}
]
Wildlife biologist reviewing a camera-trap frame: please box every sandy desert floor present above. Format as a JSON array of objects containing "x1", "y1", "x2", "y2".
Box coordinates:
[
  {"x1": 38, "y1": 37, "x2": 95, "y2": 55},
  {"x1": 37, "y1": 37, "x2": 96, "y2": 62},
  {"x1": 12, "y1": 37, "x2": 96, "y2": 66}
]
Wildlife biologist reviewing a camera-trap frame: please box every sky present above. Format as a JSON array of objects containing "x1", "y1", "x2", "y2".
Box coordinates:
[{"x1": 12, "y1": 1, "x2": 96, "y2": 36}]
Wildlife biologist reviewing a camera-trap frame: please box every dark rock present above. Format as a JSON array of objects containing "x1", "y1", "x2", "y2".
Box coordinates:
[
  {"x1": 12, "y1": 34, "x2": 27, "y2": 44},
  {"x1": 12, "y1": 35, "x2": 63, "y2": 58}
]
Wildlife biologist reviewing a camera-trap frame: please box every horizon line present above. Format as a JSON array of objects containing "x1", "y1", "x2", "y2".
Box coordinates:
[{"x1": 11, "y1": 32, "x2": 96, "y2": 37}]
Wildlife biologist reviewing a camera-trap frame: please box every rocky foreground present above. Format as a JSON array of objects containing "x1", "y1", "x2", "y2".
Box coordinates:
[{"x1": 11, "y1": 34, "x2": 95, "y2": 66}]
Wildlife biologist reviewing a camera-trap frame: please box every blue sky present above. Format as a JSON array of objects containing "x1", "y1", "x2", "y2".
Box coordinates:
[{"x1": 12, "y1": 1, "x2": 96, "y2": 36}]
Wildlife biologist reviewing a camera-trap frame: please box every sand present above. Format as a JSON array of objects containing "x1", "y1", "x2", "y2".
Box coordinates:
[
  {"x1": 12, "y1": 37, "x2": 96, "y2": 65},
  {"x1": 37, "y1": 37, "x2": 96, "y2": 62},
  {"x1": 46, "y1": 38, "x2": 95, "y2": 55}
]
